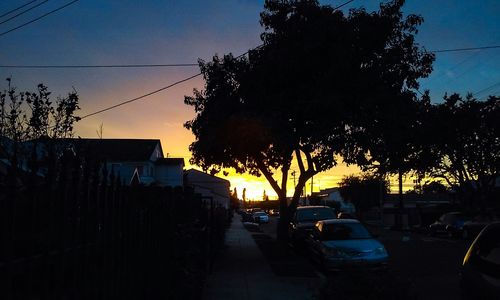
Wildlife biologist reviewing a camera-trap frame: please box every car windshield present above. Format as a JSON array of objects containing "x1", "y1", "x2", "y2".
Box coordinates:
[
  {"x1": 296, "y1": 208, "x2": 335, "y2": 222},
  {"x1": 254, "y1": 212, "x2": 266, "y2": 216},
  {"x1": 321, "y1": 223, "x2": 372, "y2": 240}
]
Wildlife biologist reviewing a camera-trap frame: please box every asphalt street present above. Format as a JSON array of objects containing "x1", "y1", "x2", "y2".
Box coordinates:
[{"x1": 258, "y1": 216, "x2": 471, "y2": 300}]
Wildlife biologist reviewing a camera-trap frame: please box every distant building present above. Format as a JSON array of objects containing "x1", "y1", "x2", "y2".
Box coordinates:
[
  {"x1": 10, "y1": 138, "x2": 184, "y2": 187},
  {"x1": 184, "y1": 169, "x2": 230, "y2": 209},
  {"x1": 155, "y1": 158, "x2": 184, "y2": 187},
  {"x1": 314, "y1": 187, "x2": 356, "y2": 214}
]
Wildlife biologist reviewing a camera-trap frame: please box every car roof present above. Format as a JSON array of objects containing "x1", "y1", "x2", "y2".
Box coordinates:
[
  {"x1": 483, "y1": 221, "x2": 500, "y2": 231},
  {"x1": 318, "y1": 219, "x2": 360, "y2": 225},
  {"x1": 297, "y1": 206, "x2": 331, "y2": 210}
]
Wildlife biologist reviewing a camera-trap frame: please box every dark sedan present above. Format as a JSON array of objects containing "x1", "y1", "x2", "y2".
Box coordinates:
[
  {"x1": 288, "y1": 206, "x2": 336, "y2": 245},
  {"x1": 462, "y1": 213, "x2": 500, "y2": 240},
  {"x1": 429, "y1": 212, "x2": 469, "y2": 238},
  {"x1": 460, "y1": 222, "x2": 500, "y2": 299}
]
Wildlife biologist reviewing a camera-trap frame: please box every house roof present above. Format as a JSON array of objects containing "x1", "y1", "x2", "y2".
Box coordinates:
[
  {"x1": 57, "y1": 138, "x2": 163, "y2": 162},
  {"x1": 184, "y1": 168, "x2": 230, "y2": 184},
  {"x1": 155, "y1": 157, "x2": 184, "y2": 166}
]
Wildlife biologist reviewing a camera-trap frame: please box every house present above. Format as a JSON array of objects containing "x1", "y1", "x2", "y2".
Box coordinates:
[
  {"x1": 184, "y1": 169, "x2": 230, "y2": 209},
  {"x1": 70, "y1": 139, "x2": 184, "y2": 187},
  {"x1": 17, "y1": 138, "x2": 184, "y2": 187},
  {"x1": 314, "y1": 187, "x2": 356, "y2": 214},
  {"x1": 155, "y1": 158, "x2": 184, "y2": 187}
]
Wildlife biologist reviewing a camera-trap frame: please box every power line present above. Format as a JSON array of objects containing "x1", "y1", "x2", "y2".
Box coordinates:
[
  {"x1": 0, "y1": 0, "x2": 78, "y2": 38},
  {"x1": 80, "y1": 73, "x2": 202, "y2": 120},
  {"x1": 0, "y1": 0, "x2": 38, "y2": 18},
  {"x1": 4, "y1": 44, "x2": 500, "y2": 69},
  {"x1": 473, "y1": 81, "x2": 500, "y2": 97},
  {"x1": 0, "y1": 63, "x2": 199, "y2": 69},
  {"x1": 79, "y1": 46, "x2": 261, "y2": 120},
  {"x1": 431, "y1": 45, "x2": 500, "y2": 53},
  {"x1": 0, "y1": 0, "x2": 49, "y2": 26},
  {"x1": 332, "y1": 0, "x2": 355, "y2": 10}
]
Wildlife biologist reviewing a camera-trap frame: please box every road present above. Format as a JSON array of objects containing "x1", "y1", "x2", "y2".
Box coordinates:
[{"x1": 258, "y1": 216, "x2": 471, "y2": 300}]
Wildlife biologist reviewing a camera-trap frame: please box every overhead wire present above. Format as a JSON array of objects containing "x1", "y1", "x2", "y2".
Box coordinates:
[
  {"x1": 430, "y1": 45, "x2": 500, "y2": 53},
  {"x1": 77, "y1": 0, "x2": 359, "y2": 120},
  {"x1": 0, "y1": 0, "x2": 49, "y2": 26},
  {"x1": 79, "y1": 73, "x2": 202, "y2": 120},
  {"x1": 0, "y1": 0, "x2": 79, "y2": 37},
  {"x1": 0, "y1": 0, "x2": 38, "y2": 18},
  {"x1": 0, "y1": 63, "x2": 199, "y2": 69},
  {"x1": 473, "y1": 81, "x2": 500, "y2": 98},
  {"x1": 2, "y1": 45, "x2": 500, "y2": 69}
]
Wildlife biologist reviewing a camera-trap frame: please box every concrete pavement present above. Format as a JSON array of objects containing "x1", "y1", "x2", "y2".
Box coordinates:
[{"x1": 203, "y1": 216, "x2": 319, "y2": 300}]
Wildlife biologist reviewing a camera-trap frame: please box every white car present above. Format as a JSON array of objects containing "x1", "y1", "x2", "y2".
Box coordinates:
[{"x1": 253, "y1": 211, "x2": 270, "y2": 223}]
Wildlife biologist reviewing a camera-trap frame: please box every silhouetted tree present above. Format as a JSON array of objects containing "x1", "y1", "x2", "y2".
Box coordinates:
[
  {"x1": 421, "y1": 181, "x2": 448, "y2": 194},
  {"x1": 0, "y1": 79, "x2": 81, "y2": 190},
  {"x1": 425, "y1": 94, "x2": 499, "y2": 207},
  {"x1": 184, "y1": 0, "x2": 434, "y2": 240},
  {"x1": 230, "y1": 187, "x2": 240, "y2": 210},
  {"x1": 339, "y1": 174, "x2": 389, "y2": 218}
]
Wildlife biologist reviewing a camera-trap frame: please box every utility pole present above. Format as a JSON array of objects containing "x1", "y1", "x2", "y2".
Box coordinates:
[{"x1": 311, "y1": 175, "x2": 314, "y2": 196}]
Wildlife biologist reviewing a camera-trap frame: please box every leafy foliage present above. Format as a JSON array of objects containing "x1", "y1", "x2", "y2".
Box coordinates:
[
  {"x1": 339, "y1": 174, "x2": 389, "y2": 214},
  {"x1": 184, "y1": 0, "x2": 433, "y2": 239},
  {"x1": 0, "y1": 79, "x2": 81, "y2": 188},
  {"x1": 424, "y1": 94, "x2": 499, "y2": 202}
]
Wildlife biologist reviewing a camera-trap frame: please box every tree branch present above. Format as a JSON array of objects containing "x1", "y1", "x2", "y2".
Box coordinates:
[
  {"x1": 281, "y1": 162, "x2": 290, "y2": 197},
  {"x1": 256, "y1": 159, "x2": 283, "y2": 198},
  {"x1": 303, "y1": 149, "x2": 315, "y2": 173},
  {"x1": 295, "y1": 149, "x2": 305, "y2": 174}
]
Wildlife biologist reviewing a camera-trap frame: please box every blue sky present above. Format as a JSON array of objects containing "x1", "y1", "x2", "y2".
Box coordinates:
[{"x1": 1, "y1": 0, "x2": 499, "y2": 197}]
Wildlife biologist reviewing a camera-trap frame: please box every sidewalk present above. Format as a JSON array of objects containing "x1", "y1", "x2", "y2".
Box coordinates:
[{"x1": 203, "y1": 216, "x2": 319, "y2": 300}]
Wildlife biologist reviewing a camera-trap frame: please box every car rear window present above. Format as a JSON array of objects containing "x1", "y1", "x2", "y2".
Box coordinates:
[
  {"x1": 322, "y1": 223, "x2": 372, "y2": 240},
  {"x1": 296, "y1": 208, "x2": 335, "y2": 222}
]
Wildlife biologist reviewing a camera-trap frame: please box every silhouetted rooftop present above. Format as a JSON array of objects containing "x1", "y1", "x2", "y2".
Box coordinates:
[
  {"x1": 155, "y1": 157, "x2": 184, "y2": 166},
  {"x1": 46, "y1": 138, "x2": 163, "y2": 162}
]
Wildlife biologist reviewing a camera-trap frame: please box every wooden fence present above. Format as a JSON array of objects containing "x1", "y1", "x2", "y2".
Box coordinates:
[{"x1": 0, "y1": 151, "x2": 225, "y2": 299}]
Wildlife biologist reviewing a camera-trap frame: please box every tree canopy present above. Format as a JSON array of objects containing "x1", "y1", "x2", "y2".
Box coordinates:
[
  {"x1": 0, "y1": 79, "x2": 81, "y2": 189},
  {"x1": 184, "y1": 0, "x2": 434, "y2": 239},
  {"x1": 424, "y1": 94, "x2": 500, "y2": 205}
]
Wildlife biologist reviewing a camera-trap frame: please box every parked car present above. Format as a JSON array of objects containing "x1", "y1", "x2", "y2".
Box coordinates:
[
  {"x1": 460, "y1": 222, "x2": 500, "y2": 299},
  {"x1": 429, "y1": 212, "x2": 469, "y2": 238},
  {"x1": 241, "y1": 210, "x2": 255, "y2": 222},
  {"x1": 253, "y1": 211, "x2": 269, "y2": 223},
  {"x1": 269, "y1": 209, "x2": 280, "y2": 216},
  {"x1": 306, "y1": 219, "x2": 389, "y2": 271},
  {"x1": 337, "y1": 212, "x2": 356, "y2": 219},
  {"x1": 289, "y1": 206, "x2": 336, "y2": 245},
  {"x1": 462, "y1": 213, "x2": 500, "y2": 240}
]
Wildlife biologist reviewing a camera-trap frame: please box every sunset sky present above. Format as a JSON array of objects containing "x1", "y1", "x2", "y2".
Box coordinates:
[{"x1": 1, "y1": 0, "x2": 499, "y2": 199}]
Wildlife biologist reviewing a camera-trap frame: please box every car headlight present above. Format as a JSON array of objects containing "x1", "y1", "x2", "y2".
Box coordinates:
[{"x1": 374, "y1": 246, "x2": 388, "y2": 256}]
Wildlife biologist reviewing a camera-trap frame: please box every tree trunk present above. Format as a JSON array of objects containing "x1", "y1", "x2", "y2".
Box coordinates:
[
  {"x1": 394, "y1": 169, "x2": 404, "y2": 229},
  {"x1": 276, "y1": 196, "x2": 290, "y2": 242}
]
